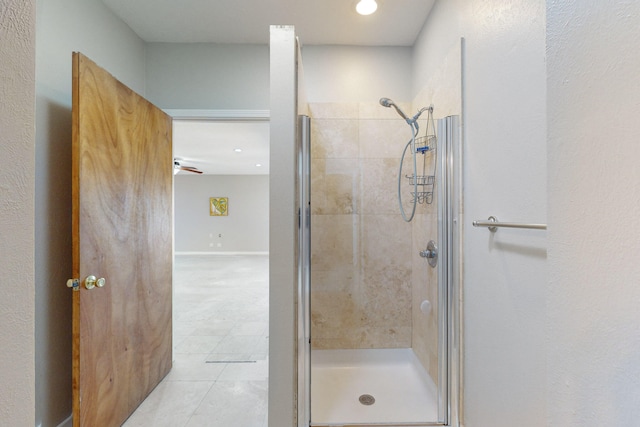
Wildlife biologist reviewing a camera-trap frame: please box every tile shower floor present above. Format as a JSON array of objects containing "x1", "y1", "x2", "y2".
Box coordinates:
[
  {"x1": 123, "y1": 254, "x2": 269, "y2": 427},
  {"x1": 311, "y1": 348, "x2": 438, "y2": 425}
]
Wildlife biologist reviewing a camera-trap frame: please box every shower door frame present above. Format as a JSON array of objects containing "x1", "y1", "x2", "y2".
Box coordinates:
[
  {"x1": 436, "y1": 115, "x2": 462, "y2": 427},
  {"x1": 296, "y1": 115, "x2": 462, "y2": 427},
  {"x1": 297, "y1": 114, "x2": 312, "y2": 427}
]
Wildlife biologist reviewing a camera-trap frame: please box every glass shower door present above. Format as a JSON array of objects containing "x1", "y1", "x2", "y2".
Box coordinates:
[{"x1": 298, "y1": 111, "x2": 461, "y2": 427}]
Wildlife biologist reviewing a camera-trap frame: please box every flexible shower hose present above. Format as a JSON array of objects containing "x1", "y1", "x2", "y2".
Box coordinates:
[{"x1": 398, "y1": 126, "x2": 420, "y2": 222}]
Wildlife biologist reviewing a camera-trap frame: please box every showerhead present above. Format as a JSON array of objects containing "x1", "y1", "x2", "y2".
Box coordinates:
[
  {"x1": 379, "y1": 97, "x2": 409, "y2": 121},
  {"x1": 379, "y1": 97, "x2": 393, "y2": 108}
]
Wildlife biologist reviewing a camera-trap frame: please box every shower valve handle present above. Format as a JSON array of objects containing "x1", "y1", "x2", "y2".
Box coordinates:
[
  {"x1": 420, "y1": 249, "x2": 436, "y2": 258},
  {"x1": 420, "y1": 240, "x2": 438, "y2": 268}
]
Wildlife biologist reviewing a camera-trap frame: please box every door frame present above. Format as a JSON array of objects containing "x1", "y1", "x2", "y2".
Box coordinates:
[
  {"x1": 437, "y1": 115, "x2": 463, "y2": 426},
  {"x1": 165, "y1": 108, "x2": 270, "y2": 363},
  {"x1": 165, "y1": 109, "x2": 269, "y2": 121}
]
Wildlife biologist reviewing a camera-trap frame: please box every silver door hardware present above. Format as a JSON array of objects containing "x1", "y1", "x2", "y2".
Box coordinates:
[
  {"x1": 67, "y1": 276, "x2": 106, "y2": 291},
  {"x1": 66, "y1": 278, "x2": 80, "y2": 292},
  {"x1": 84, "y1": 275, "x2": 106, "y2": 290},
  {"x1": 420, "y1": 240, "x2": 438, "y2": 268}
]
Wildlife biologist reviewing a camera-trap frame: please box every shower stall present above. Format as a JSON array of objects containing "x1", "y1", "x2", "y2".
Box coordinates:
[{"x1": 297, "y1": 106, "x2": 462, "y2": 427}]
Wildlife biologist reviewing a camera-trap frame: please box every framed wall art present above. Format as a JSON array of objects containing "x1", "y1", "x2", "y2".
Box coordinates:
[{"x1": 210, "y1": 197, "x2": 228, "y2": 216}]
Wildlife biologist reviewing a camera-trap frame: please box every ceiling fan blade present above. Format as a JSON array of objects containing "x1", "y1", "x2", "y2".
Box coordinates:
[
  {"x1": 174, "y1": 159, "x2": 204, "y2": 174},
  {"x1": 179, "y1": 166, "x2": 203, "y2": 174}
]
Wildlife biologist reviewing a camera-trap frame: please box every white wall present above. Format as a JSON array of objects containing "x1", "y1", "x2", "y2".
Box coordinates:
[
  {"x1": 146, "y1": 43, "x2": 412, "y2": 109},
  {"x1": 145, "y1": 43, "x2": 269, "y2": 110},
  {"x1": 412, "y1": 0, "x2": 461, "y2": 97},
  {"x1": 17, "y1": 2, "x2": 639, "y2": 426},
  {"x1": 413, "y1": 1, "x2": 547, "y2": 425},
  {"x1": 301, "y1": 45, "x2": 412, "y2": 103},
  {"x1": 0, "y1": 1, "x2": 36, "y2": 425},
  {"x1": 461, "y1": 2, "x2": 547, "y2": 424},
  {"x1": 144, "y1": 43, "x2": 412, "y2": 110},
  {"x1": 547, "y1": 1, "x2": 640, "y2": 425},
  {"x1": 268, "y1": 25, "x2": 298, "y2": 427},
  {"x1": 459, "y1": 1, "x2": 548, "y2": 425},
  {"x1": 174, "y1": 175, "x2": 269, "y2": 253},
  {"x1": 415, "y1": 0, "x2": 640, "y2": 425},
  {"x1": 35, "y1": 0, "x2": 146, "y2": 425}
]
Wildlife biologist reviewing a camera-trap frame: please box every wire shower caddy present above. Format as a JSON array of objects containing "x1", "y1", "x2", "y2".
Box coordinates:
[{"x1": 405, "y1": 107, "x2": 437, "y2": 204}]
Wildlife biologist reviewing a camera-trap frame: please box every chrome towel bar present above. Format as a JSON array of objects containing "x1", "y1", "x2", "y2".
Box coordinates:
[{"x1": 473, "y1": 216, "x2": 547, "y2": 232}]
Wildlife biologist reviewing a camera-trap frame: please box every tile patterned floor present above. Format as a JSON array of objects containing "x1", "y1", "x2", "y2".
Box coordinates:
[{"x1": 123, "y1": 254, "x2": 269, "y2": 427}]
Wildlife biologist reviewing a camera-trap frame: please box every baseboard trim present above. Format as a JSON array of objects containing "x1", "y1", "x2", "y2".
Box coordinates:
[
  {"x1": 57, "y1": 415, "x2": 72, "y2": 427},
  {"x1": 175, "y1": 251, "x2": 269, "y2": 256}
]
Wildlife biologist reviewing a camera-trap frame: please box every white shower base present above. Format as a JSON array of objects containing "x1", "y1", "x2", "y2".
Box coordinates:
[{"x1": 311, "y1": 348, "x2": 438, "y2": 426}]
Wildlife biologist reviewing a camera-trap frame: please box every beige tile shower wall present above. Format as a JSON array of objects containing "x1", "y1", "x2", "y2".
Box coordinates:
[
  {"x1": 408, "y1": 102, "x2": 441, "y2": 385},
  {"x1": 411, "y1": 213, "x2": 439, "y2": 383},
  {"x1": 309, "y1": 102, "x2": 415, "y2": 350},
  {"x1": 410, "y1": 41, "x2": 463, "y2": 384}
]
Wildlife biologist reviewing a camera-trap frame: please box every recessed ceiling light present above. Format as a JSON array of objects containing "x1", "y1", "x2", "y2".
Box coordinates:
[
  {"x1": 356, "y1": 0, "x2": 377, "y2": 15},
  {"x1": 234, "y1": 148, "x2": 243, "y2": 153},
  {"x1": 255, "y1": 163, "x2": 262, "y2": 167}
]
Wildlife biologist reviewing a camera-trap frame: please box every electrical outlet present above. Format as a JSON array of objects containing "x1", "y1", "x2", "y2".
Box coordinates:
[
  {"x1": 217, "y1": 243, "x2": 222, "y2": 248},
  {"x1": 209, "y1": 243, "x2": 214, "y2": 247}
]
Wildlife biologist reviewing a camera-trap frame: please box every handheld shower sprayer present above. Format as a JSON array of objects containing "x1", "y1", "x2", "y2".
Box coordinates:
[
  {"x1": 379, "y1": 97, "x2": 410, "y2": 122},
  {"x1": 379, "y1": 98, "x2": 432, "y2": 128},
  {"x1": 380, "y1": 97, "x2": 436, "y2": 222}
]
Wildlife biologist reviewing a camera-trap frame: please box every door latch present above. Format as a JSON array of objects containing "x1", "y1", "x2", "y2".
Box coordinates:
[
  {"x1": 66, "y1": 278, "x2": 80, "y2": 292},
  {"x1": 67, "y1": 275, "x2": 106, "y2": 291}
]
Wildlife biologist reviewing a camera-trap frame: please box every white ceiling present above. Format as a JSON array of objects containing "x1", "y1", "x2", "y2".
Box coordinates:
[
  {"x1": 104, "y1": 0, "x2": 436, "y2": 175},
  {"x1": 173, "y1": 120, "x2": 270, "y2": 175},
  {"x1": 101, "y1": 0, "x2": 435, "y2": 46}
]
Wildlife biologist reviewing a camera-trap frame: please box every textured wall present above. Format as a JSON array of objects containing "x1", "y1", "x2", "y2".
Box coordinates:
[
  {"x1": 0, "y1": 0, "x2": 36, "y2": 425},
  {"x1": 309, "y1": 102, "x2": 415, "y2": 350},
  {"x1": 547, "y1": 1, "x2": 640, "y2": 425},
  {"x1": 413, "y1": 0, "x2": 548, "y2": 425},
  {"x1": 35, "y1": 0, "x2": 146, "y2": 425},
  {"x1": 412, "y1": 0, "x2": 462, "y2": 98},
  {"x1": 459, "y1": 0, "x2": 548, "y2": 425}
]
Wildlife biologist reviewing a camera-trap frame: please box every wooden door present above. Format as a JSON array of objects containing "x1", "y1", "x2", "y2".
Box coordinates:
[{"x1": 71, "y1": 52, "x2": 173, "y2": 427}]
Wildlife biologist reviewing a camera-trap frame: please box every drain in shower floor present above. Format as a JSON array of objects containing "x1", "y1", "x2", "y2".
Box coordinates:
[{"x1": 359, "y1": 394, "x2": 376, "y2": 406}]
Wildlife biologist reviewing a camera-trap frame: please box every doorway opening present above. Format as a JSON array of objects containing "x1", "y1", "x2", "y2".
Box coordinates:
[{"x1": 124, "y1": 111, "x2": 271, "y2": 426}]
